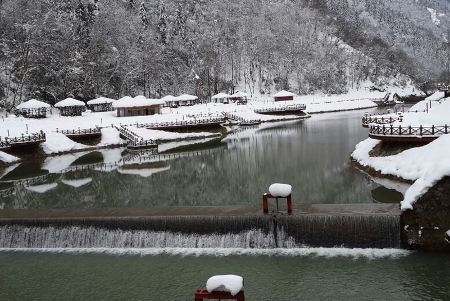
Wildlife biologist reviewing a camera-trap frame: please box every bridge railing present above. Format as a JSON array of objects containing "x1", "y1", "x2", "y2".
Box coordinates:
[
  {"x1": 0, "y1": 131, "x2": 46, "y2": 148},
  {"x1": 223, "y1": 113, "x2": 260, "y2": 125},
  {"x1": 134, "y1": 117, "x2": 225, "y2": 129},
  {"x1": 369, "y1": 124, "x2": 449, "y2": 137},
  {"x1": 118, "y1": 125, "x2": 156, "y2": 148},
  {"x1": 362, "y1": 115, "x2": 398, "y2": 126},
  {"x1": 57, "y1": 126, "x2": 101, "y2": 136},
  {"x1": 254, "y1": 104, "x2": 306, "y2": 113}
]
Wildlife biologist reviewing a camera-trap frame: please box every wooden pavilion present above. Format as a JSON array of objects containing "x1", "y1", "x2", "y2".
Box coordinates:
[
  {"x1": 86, "y1": 97, "x2": 116, "y2": 112},
  {"x1": 112, "y1": 96, "x2": 165, "y2": 117},
  {"x1": 54, "y1": 98, "x2": 86, "y2": 116},
  {"x1": 211, "y1": 93, "x2": 232, "y2": 104},
  {"x1": 177, "y1": 94, "x2": 198, "y2": 106},
  {"x1": 230, "y1": 91, "x2": 249, "y2": 104},
  {"x1": 16, "y1": 99, "x2": 50, "y2": 118}
]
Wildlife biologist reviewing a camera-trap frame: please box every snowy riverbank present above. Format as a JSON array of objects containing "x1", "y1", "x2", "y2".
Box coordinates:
[
  {"x1": 351, "y1": 95, "x2": 450, "y2": 211},
  {"x1": 0, "y1": 91, "x2": 385, "y2": 165}
]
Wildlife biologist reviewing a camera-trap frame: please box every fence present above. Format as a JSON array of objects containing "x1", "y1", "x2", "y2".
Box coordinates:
[
  {"x1": 0, "y1": 131, "x2": 46, "y2": 149},
  {"x1": 223, "y1": 113, "x2": 260, "y2": 125},
  {"x1": 254, "y1": 104, "x2": 306, "y2": 113},
  {"x1": 134, "y1": 117, "x2": 225, "y2": 129},
  {"x1": 57, "y1": 126, "x2": 101, "y2": 137},
  {"x1": 369, "y1": 124, "x2": 449, "y2": 138},
  {"x1": 362, "y1": 115, "x2": 398, "y2": 127}
]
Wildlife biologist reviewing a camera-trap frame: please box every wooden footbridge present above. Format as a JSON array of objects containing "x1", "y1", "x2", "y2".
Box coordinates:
[
  {"x1": 254, "y1": 104, "x2": 306, "y2": 114},
  {"x1": 223, "y1": 113, "x2": 261, "y2": 126},
  {"x1": 117, "y1": 125, "x2": 157, "y2": 150},
  {"x1": 56, "y1": 126, "x2": 101, "y2": 138}
]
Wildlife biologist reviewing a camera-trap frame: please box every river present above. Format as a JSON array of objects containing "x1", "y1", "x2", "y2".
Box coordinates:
[{"x1": 3, "y1": 106, "x2": 448, "y2": 301}]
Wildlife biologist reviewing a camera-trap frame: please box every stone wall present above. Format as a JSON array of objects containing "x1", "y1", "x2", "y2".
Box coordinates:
[{"x1": 401, "y1": 176, "x2": 450, "y2": 252}]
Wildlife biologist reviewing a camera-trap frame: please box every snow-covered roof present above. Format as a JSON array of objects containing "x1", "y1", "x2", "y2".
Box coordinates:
[
  {"x1": 231, "y1": 91, "x2": 249, "y2": 98},
  {"x1": 87, "y1": 97, "x2": 116, "y2": 105},
  {"x1": 212, "y1": 93, "x2": 232, "y2": 99},
  {"x1": 112, "y1": 96, "x2": 165, "y2": 108},
  {"x1": 206, "y1": 275, "x2": 243, "y2": 296},
  {"x1": 269, "y1": 183, "x2": 292, "y2": 197},
  {"x1": 16, "y1": 99, "x2": 51, "y2": 109},
  {"x1": 274, "y1": 90, "x2": 296, "y2": 97},
  {"x1": 161, "y1": 95, "x2": 178, "y2": 102},
  {"x1": 177, "y1": 94, "x2": 198, "y2": 101},
  {"x1": 425, "y1": 91, "x2": 445, "y2": 101},
  {"x1": 54, "y1": 98, "x2": 86, "y2": 107}
]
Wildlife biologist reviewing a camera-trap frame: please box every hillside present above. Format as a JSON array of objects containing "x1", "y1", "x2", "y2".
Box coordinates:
[{"x1": 1, "y1": 0, "x2": 449, "y2": 109}]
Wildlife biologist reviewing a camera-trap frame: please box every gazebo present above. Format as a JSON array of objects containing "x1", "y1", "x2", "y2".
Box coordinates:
[
  {"x1": 54, "y1": 98, "x2": 86, "y2": 116},
  {"x1": 177, "y1": 94, "x2": 198, "y2": 106},
  {"x1": 161, "y1": 95, "x2": 179, "y2": 108},
  {"x1": 273, "y1": 90, "x2": 296, "y2": 102},
  {"x1": 86, "y1": 97, "x2": 116, "y2": 112},
  {"x1": 112, "y1": 96, "x2": 165, "y2": 117},
  {"x1": 230, "y1": 91, "x2": 249, "y2": 104},
  {"x1": 211, "y1": 93, "x2": 232, "y2": 104},
  {"x1": 16, "y1": 99, "x2": 51, "y2": 118}
]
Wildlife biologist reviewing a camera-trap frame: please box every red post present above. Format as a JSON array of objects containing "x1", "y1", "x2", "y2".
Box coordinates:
[
  {"x1": 263, "y1": 193, "x2": 292, "y2": 214},
  {"x1": 263, "y1": 193, "x2": 269, "y2": 214}
]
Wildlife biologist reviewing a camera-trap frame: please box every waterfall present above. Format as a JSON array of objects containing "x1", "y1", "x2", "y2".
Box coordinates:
[{"x1": 0, "y1": 214, "x2": 400, "y2": 249}]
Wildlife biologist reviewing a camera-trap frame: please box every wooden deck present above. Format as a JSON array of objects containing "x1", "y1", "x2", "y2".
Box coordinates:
[
  {"x1": 0, "y1": 131, "x2": 46, "y2": 150},
  {"x1": 254, "y1": 104, "x2": 306, "y2": 115},
  {"x1": 57, "y1": 127, "x2": 101, "y2": 138}
]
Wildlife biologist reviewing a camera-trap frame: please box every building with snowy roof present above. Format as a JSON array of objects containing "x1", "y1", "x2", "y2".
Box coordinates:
[
  {"x1": 273, "y1": 90, "x2": 295, "y2": 102},
  {"x1": 54, "y1": 98, "x2": 86, "y2": 116},
  {"x1": 16, "y1": 99, "x2": 51, "y2": 118},
  {"x1": 112, "y1": 96, "x2": 165, "y2": 117},
  {"x1": 211, "y1": 93, "x2": 232, "y2": 104},
  {"x1": 86, "y1": 97, "x2": 116, "y2": 112}
]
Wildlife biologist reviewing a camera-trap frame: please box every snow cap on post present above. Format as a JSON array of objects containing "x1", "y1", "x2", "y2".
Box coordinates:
[
  {"x1": 269, "y1": 183, "x2": 292, "y2": 197},
  {"x1": 206, "y1": 275, "x2": 244, "y2": 296}
]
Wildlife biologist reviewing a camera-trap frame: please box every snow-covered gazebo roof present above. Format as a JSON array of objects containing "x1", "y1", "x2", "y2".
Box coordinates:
[
  {"x1": 161, "y1": 95, "x2": 178, "y2": 102},
  {"x1": 273, "y1": 90, "x2": 296, "y2": 97},
  {"x1": 54, "y1": 98, "x2": 85, "y2": 107},
  {"x1": 87, "y1": 97, "x2": 116, "y2": 105},
  {"x1": 112, "y1": 96, "x2": 165, "y2": 108},
  {"x1": 212, "y1": 93, "x2": 232, "y2": 99},
  {"x1": 16, "y1": 99, "x2": 51, "y2": 109},
  {"x1": 177, "y1": 94, "x2": 198, "y2": 101},
  {"x1": 231, "y1": 91, "x2": 249, "y2": 98}
]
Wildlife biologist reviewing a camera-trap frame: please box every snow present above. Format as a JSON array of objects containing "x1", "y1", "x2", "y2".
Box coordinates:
[
  {"x1": 16, "y1": 99, "x2": 51, "y2": 109},
  {"x1": 86, "y1": 97, "x2": 116, "y2": 105},
  {"x1": 160, "y1": 95, "x2": 178, "y2": 102},
  {"x1": 231, "y1": 91, "x2": 250, "y2": 98},
  {"x1": 206, "y1": 275, "x2": 243, "y2": 296},
  {"x1": 268, "y1": 183, "x2": 292, "y2": 197},
  {"x1": 0, "y1": 151, "x2": 20, "y2": 164},
  {"x1": 176, "y1": 94, "x2": 198, "y2": 101},
  {"x1": 25, "y1": 183, "x2": 58, "y2": 193},
  {"x1": 0, "y1": 90, "x2": 385, "y2": 164},
  {"x1": 427, "y1": 7, "x2": 441, "y2": 26},
  {"x1": 112, "y1": 96, "x2": 165, "y2": 108},
  {"x1": 61, "y1": 178, "x2": 92, "y2": 188},
  {"x1": 274, "y1": 90, "x2": 296, "y2": 97},
  {"x1": 352, "y1": 97, "x2": 450, "y2": 210},
  {"x1": 117, "y1": 166, "x2": 170, "y2": 177},
  {"x1": 54, "y1": 98, "x2": 85, "y2": 107},
  {"x1": 211, "y1": 93, "x2": 231, "y2": 99}
]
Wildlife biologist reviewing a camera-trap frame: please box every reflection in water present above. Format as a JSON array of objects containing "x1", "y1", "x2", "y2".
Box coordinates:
[{"x1": 0, "y1": 109, "x2": 410, "y2": 209}]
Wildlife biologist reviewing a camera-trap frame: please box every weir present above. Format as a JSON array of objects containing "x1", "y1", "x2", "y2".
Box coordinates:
[{"x1": 0, "y1": 204, "x2": 401, "y2": 249}]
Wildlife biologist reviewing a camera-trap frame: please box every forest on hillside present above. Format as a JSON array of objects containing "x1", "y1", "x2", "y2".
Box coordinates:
[{"x1": 1, "y1": 0, "x2": 449, "y2": 109}]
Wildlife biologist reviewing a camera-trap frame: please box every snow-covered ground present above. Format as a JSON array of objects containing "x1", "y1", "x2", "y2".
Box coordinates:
[
  {"x1": 352, "y1": 94, "x2": 450, "y2": 211},
  {"x1": 0, "y1": 90, "x2": 384, "y2": 163}
]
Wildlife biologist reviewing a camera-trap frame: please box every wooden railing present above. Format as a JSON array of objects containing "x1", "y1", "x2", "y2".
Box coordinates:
[
  {"x1": 0, "y1": 131, "x2": 46, "y2": 149},
  {"x1": 369, "y1": 124, "x2": 449, "y2": 138},
  {"x1": 134, "y1": 117, "x2": 225, "y2": 129},
  {"x1": 254, "y1": 104, "x2": 306, "y2": 113},
  {"x1": 57, "y1": 126, "x2": 101, "y2": 136},
  {"x1": 118, "y1": 126, "x2": 156, "y2": 148},
  {"x1": 224, "y1": 113, "x2": 260, "y2": 125},
  {"x1": 362, "y1": 115, "x2": 398, "y2": 127}
]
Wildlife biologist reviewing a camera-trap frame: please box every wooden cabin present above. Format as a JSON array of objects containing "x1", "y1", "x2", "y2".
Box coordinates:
[
  {"x1": 177, "y1": 94, "x2": 198, "y2": 106},
  {"x1": 161, "y1": 95, "x2": 179, "y2": 108},
  {"x1": 112, "y1": 96, "x2": 165, "y2": 117},
  {"x1": 54, "y1": 98, "x2": 86, "y2": 116},
  {"x1": 273, "y1": 90, "x2": 295, "y2": 102},
  {"x1": 16, "y1": 99, "x2": 50, "y2": 118},
  {"x1": 230, "y1": 91, "x2": 249, "y2": 105}
]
